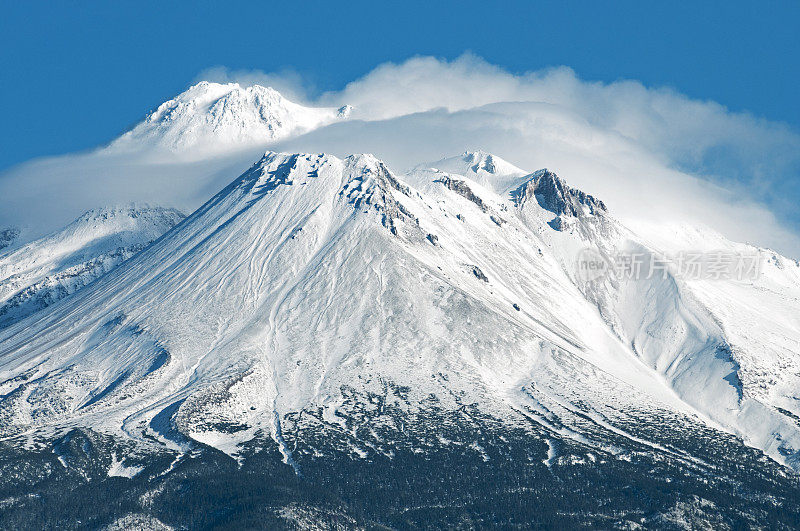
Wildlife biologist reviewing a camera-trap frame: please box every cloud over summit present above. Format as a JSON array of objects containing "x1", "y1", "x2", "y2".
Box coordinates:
[{"x1": 2, "y1": 54, "x2": 799, "y2": 257}]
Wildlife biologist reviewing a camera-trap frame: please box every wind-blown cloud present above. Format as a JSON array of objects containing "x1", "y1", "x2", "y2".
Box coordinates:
[
  {"x1": 318, "y1": 54, "x2": 800, "y2": 213},
  {"x1": 1, "y1": 54, "x2": 799, "y2": 258},
  {"x1": 274, "y1": 101, "x2": 800, "y2": 257},
  {"x1": 275, "y1": 55, "x2": 800, "y2": 256}
]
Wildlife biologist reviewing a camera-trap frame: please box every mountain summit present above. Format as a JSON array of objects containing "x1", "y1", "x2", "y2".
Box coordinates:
[
  {"x1": 109, "y1": 82, "x2": 349, "y2": 156},
  {"x1": 512, "y1": 169, "x2": 607, "y2": 217},
  {"x1": 421, "y1": 150, "x2": 527, "y2": 191}
]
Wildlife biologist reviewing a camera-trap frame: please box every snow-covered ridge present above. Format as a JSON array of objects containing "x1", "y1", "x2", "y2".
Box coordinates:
[
  {"x1": 0, "y1": 205, "x2": 184, "y2": 329},
  {"x1": 108, "y1": 81, "x2": 350, "y2": 156}
]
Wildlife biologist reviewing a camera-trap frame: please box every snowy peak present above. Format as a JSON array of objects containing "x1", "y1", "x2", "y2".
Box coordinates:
[
  {"x1": 422, "y1": 151, "x2": 527, "y2": 191},
  {"x1": 225, "y1": 151, "x2": 389, "y2": 196},
  {"x1": 213, "y1": 151, "x2": 335, "y2": 215},
  {"x1": 210, "y1": 151, "x2": 416, "y2": 238},
  {"x1": 109, "y1": 82, "x2": 348, "y2": 156},
  {"x1": 428, "y1": 150, "x2": 526, "y2": 178},
  {"x1": 70, "y1": 205, "x2": 185, "y2": 232},
  {"x1": 1, "y1": 204, "x2": 185, "y2": 264},
  {"x1": 511, "y1": 169, "x2": 607, "y2": 218},
  {"x1": 342, "y1": 153, "x2": 411, "y2": 199},
  {"x1": 460, "y1": 150, "x2": 525, "y2": 177},
  {"x1": 464, "y1": 150, "x2": 500, "y2": 174},
  {"x1": 341, "y1": 155, "x2": 416, "y2": 235}
]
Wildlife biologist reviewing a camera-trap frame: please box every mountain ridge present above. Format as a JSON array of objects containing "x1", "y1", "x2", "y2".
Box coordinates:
[{"x1": 0, "y1": 204, "x2": 184, "y2": 330}]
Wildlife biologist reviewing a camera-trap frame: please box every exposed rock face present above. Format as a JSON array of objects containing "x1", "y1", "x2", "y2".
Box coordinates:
[
  {"x1": 434, "y1": 176, "x2": 488, "y2": 212},
  {"x1": 0, "y1": 228, "x2": 19, "y2": 251},
  {"x1": 512, "y1": 169, "x2": 607, "y2": 218},
  {"x1": 471, "y1": 265, "x2": 489, "y2": 282},
  {"x1": 341, "y1": 156, "x2": 417, "y2": 235}
]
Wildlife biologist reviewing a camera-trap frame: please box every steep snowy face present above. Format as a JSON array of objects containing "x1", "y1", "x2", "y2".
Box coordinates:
[
  {"x1": 0, "y1": 205, "x2": 184, "y2": 329},
  {"x1": 109, "y1": 82, "x2": 349, "y2": 156},
  {"x1": 505, "y1": 165, "x2": 800, "y2": 468},
  {"x1": 418, "y1": 151, "x2": 800, "y2": 469}
]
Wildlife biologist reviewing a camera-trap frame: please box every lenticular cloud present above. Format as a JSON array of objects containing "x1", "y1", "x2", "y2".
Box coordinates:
[{"x1": 1, "y1": 54, "x2": 799, "y2": 257}]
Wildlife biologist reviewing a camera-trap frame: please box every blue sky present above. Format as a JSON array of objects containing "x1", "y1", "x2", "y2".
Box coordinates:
[{"x1": 1, "y1": 1, "x2": 799, "y2": 172}]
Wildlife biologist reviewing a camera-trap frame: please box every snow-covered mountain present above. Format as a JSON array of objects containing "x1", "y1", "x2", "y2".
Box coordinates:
[
  {"x1": 1, "y1": 150, "x2": 799, "y2": 470},
  {"x1": 0, "y1": 205, "x2": 184, "y2": 330},
  {"x1": 108, "y1": 81, "x2": 350, "y2": 156},
  {"x1": 1, "y1": 147, "x2": 800, "y2": 526}
]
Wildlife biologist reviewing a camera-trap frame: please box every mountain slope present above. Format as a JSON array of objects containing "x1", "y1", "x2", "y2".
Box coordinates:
[{"x1": 412, "y1": 153, "x2": 800, "y2": 469}]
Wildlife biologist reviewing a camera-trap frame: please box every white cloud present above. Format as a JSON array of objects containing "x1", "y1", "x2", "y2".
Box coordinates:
[
  {"x1": 313, "y1": 54, "x2": 800, "y2": 221},
  {"x1": 298, "y1": 54, "x2": 800, "y2": 256},
  {"x1": 1, "y1": 54, "x2": 799, "y2": 258},
  {"x1": 273, "y1": 101, "x2": 800, "y2": 256}
]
